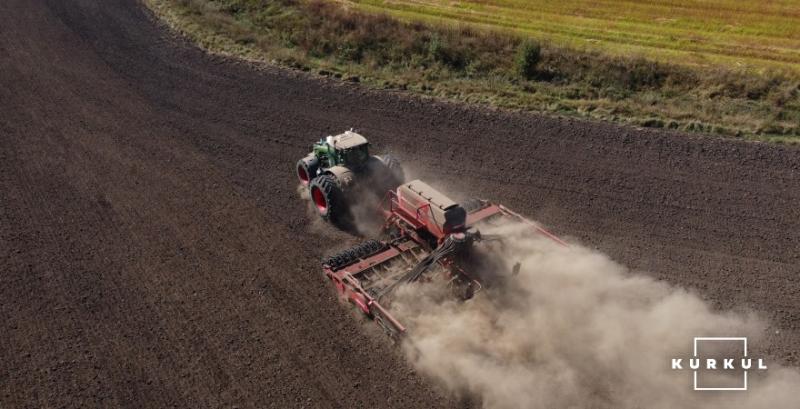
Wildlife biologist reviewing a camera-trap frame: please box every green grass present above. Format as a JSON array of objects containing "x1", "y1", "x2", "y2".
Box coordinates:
[
  {"x1": 348, "y1": 0, "x2": 800, "y2": 73},
  {"x1": 144, "y1": 0, "x2": 800, "y2": 143}
]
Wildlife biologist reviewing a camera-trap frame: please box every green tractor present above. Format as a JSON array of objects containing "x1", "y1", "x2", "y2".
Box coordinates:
[{"x1": 297, "y1": 131, "x2": 404, "y2": 224}]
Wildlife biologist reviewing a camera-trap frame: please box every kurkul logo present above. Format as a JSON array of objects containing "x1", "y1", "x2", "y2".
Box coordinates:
[{"x1": 671, "y1": 337, "x2": 767, "y2": 391}]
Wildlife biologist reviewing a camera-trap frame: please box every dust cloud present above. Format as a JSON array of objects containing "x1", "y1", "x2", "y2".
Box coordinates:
[
  {"x1": 391, "y1": 222, "x2": 800, "y2": 409},
  {"x1": 298, "y1": 182, "x2": 385, "y2": 237}
]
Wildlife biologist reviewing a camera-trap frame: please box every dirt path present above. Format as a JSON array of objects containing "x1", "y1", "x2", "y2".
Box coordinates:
[{"x1": 1, "y1": 0, "x2": 798, "y2": 407}]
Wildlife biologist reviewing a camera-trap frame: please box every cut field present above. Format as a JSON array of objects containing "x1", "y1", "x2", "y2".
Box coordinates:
[{"x1": 348, "y1": 0, "x2": 800, "y2": 72}]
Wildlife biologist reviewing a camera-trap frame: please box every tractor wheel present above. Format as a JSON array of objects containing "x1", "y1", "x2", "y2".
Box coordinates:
[
  {"x1": 296, "y1": 155, "x2": 319, "y2": 186},
  {"x1": 368, "y1": 154, "x2": 405, "y2": 195},
  {"x1": 381, "y1": 154, "x2": 404, "y2": 186},
  {"x1": 309, "y1": 174, "x2": 344, "y2": 222}
]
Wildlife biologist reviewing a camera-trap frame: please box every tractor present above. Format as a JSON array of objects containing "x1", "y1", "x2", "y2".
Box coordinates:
[
  {"x1": 297, "y1": 130, "x2": 404, "y2": 224},
  {"x1": 321, "y1": 179, "x2": 567, "y2": 338}
]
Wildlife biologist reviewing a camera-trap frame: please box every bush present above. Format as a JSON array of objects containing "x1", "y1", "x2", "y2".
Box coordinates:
[
  {"x1": 427, "y1": 34, "x2": 469, "y2": 70},
  {"x1": 515, "y1": 41, "x2": 541, "y2": 80}
]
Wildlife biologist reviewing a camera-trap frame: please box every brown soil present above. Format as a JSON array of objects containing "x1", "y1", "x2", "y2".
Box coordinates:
[{"x1": 1, "y1": 0, "x2": 798, "y2": 407}]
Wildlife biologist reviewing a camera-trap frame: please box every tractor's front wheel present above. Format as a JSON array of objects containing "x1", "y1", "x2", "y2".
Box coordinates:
[
  {"x1": 309, "y1": 174, "x2": 345, "y2": 222},
  {"x1": 296, "y1": 155, "x2": 319, "y2": 186}
]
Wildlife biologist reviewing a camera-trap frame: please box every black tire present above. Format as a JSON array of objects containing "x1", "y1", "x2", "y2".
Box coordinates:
[
  {"x1": 323, "y1": 239, "x2": 385, "y2": 270},
  {"x1": 359, "y1": 239, "x2": 384, "y2": 256},
  {"x1": 381, "y1": 154, "x2": 404, "y2": 186},
  {"x1": 367, "y1": 155, "x2": 404, "y2": 195},
  {"x1": 460, "y1": 198, "x2": 484, "y2": 213},
  {"x1": 309, "y1": 174, "x2": 344, "y2": 222},
  {"x1": 296, "y1": 155, "x2": 319, "y2": 186}
]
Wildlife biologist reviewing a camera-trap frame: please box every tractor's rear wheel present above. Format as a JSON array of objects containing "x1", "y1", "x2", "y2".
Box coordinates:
[
  {"x1": 368, "y1": 154, "x2": 405, "y2": 195},
  {"x1": 381, "y1": 154, "x2": 404, "y2": 186},
  {"x1": 309, "y1": 174, "x2": 344, "y2": 222}
]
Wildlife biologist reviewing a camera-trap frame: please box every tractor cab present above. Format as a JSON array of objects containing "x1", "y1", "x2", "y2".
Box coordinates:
[{"x1": 314, "y1": 131, "x2": 370, "y2": 170}]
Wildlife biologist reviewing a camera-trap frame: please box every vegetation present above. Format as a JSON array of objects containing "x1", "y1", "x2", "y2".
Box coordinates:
[
  {"x1": 145, "y1": 0, "x2": 800, "y2": 142},
  {"x1": 515, "y1": 41, "x2": 541, "y2": 80}
]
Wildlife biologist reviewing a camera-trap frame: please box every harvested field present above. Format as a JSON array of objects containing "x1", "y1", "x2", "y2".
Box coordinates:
[{"x1": 350, "y1": 0, "x2": 800, "y2": 71}]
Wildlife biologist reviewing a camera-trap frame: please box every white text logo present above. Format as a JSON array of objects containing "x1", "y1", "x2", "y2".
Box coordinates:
[{"x1": 671, "y1": 337, "x2": 767, "y2": 391}]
